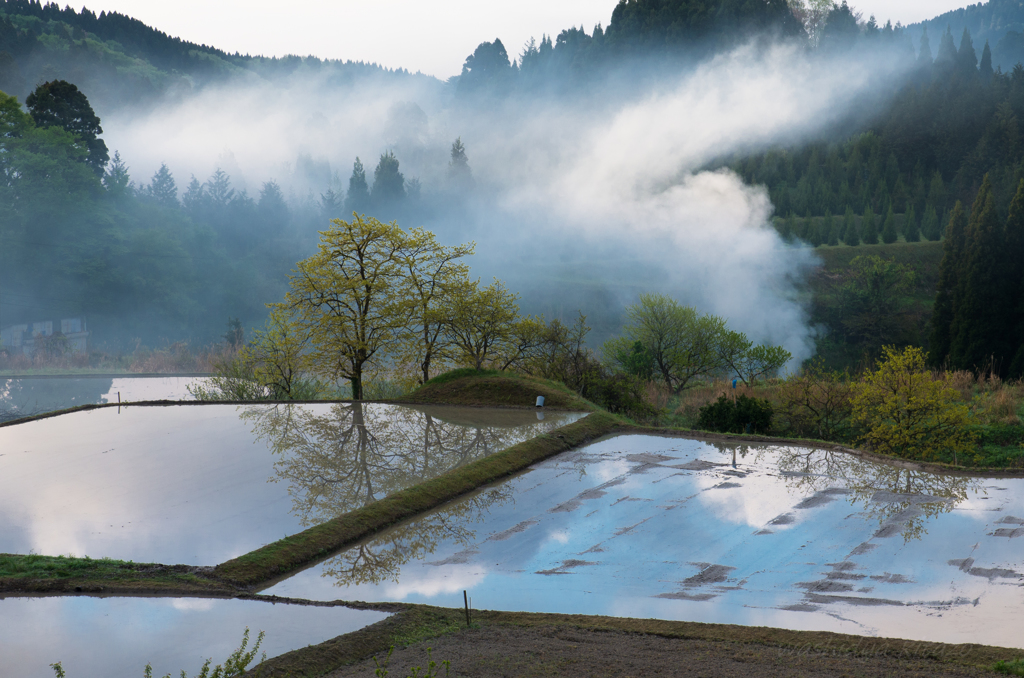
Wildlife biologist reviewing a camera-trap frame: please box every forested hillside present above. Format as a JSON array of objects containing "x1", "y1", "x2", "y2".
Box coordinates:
[
  {"x1": 908, "y1": 0, "x2": 1024, "y2": 70},
  {"x1": 3, "y1": 0, "x2": 1024, "y2": 369},
  {"x1": 0, "y1": 0, "x2": 425, "y2": 111}
]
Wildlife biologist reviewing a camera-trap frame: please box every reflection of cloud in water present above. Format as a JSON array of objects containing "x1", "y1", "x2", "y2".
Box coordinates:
[
  {"x1": 171, "y1": 599, "x2": 216, "y2": 612},
  {"x1": 382, "y1": 564, "x2": 489, "y2": 599},
  {"x1": 265, "y1": 434, "x2": 1022, "y2": 648},
  {"x1": 0, "y1": 402, "x2": 571, "y2": 564},
  {"x1": 546, "y1": 530, "x2": 571, "y2": 545},
  {"x1": 692, "y1": 471, "x2": 801, "y2": 530},
  {"x1": 593, "y1": 459, "x2": 630, "y2": 483}
]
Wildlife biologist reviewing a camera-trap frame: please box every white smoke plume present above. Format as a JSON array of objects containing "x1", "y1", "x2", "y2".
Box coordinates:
[{"x1": 102, "y1": 40, "x2": 910, "y2": 363}]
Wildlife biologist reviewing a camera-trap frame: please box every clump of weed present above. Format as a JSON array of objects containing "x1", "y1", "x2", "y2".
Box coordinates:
[
  {"x1": 51, "y1": 628, "x2": 265, "y2": 678},
  {"x1": 374, "y1": 646, "x2": 451, "y2": 678},
  {"x1": 994, "y1": 658, "x2": 1024, "y2": 675}
]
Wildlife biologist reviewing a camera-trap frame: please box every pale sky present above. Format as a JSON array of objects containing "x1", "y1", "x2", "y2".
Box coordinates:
[{"x1": 75, "y1": 1, "x2": 974, "y2": 78}]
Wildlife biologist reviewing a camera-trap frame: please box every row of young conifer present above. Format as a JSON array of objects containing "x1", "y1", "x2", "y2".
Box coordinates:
[{"x1": 774, "y1": 203, "x2": 943, "y2": 247}]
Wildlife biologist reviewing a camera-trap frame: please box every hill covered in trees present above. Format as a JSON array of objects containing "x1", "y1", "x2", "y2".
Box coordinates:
[
  {"x1": 3, "y1": 0, "x2": 1024, "y2": 371},
  {"x1": 907, "y1": 0, "x2": 1024, "y2": 71},
  {"x1": 0, "y1": 0, "x2": 428, "y2": 111}
]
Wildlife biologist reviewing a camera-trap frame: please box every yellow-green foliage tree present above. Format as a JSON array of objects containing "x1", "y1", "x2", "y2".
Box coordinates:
[
  {"x1": 286, "y1": 215, "x2": 407, "y2": 400},
  {"x1": 446, "y1": 278, "x2": 526, "y2": 370},
  {"x1": 396, "y1": 228, "x2": 475, "y2": 385},
  {"x1": 851, "y1": 346, "x2": 977, "y2": 463},
  {"x1": 242, "y1": 303, "x2": 323, "y2": 399}
]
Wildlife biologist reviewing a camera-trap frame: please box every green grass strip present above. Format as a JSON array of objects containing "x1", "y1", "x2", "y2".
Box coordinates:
[
  {"x1": 214, "y1": 412, "x2": 622, "y2": 587},
  {"x1": 0, "y1": 553, "x2": 229, "y2": 594}
]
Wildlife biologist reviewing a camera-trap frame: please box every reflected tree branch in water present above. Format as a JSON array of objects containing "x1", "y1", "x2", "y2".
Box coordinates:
[
  {"x1": 768, "y1": 445, "x2": 982, "y2": 542},
  {"x1": 320, "y1": 486, "x2": 514, "y2": 586},
  {"x1": 242, "y1": 403, "x2": 568, "y2": 527},
  {"x1": 240, "y1": 403, "x2": 575, "y2": 584}
]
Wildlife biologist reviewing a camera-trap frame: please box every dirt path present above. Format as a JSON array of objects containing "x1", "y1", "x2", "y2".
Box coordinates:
[{"x1": 326, "y1": 624, "x2": 999, "y2": 677}]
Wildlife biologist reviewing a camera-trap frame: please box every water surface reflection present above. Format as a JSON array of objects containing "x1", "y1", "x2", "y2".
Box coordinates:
[
  {"x1": 0, "y1": 403, "x2": 582, "y2": 564},
  {"x1": 0, "y1": 376, "x2": 203, "y2": 422},
  {"x1": 0, "y1": 596, "x2": 386, "y2": 678},
  {"x1": 265, "y1": 434, "x2": 1022, "y2": 648},
  {"x1": 245, "y1": 403, "x2": 580, "y2": 525}
]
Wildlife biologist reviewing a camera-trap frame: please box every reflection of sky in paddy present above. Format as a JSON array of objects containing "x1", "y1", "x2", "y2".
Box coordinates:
[
  {"x1": 0, "y1": 376, "x2": 206, "y2": 421},
  {"x1": 0, "y1": 403, "x2": 583, "y2": 564},
  {"x1": 0, "y1": 596, "x2": 388, "y2": 678},
  {"x1": 266, "y1": 435, "x2": 1024, "y2": 648}
]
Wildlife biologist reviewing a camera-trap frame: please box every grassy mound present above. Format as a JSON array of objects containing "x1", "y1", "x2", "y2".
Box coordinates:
[{"x1": 399, "y1": 369, "x2": 596, "y2": 411}]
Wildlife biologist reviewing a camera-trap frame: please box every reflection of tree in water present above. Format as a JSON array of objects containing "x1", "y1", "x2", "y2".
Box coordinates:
[
  {"x1": 322, "y1": 485, "x2": 513, "y2": 586},
  {"x1": 0, "y1": 377, "x2": 114, "y2": 422},
  {"x1": 244, "y1": 402, "x2": 550, "y2": 526},
  {"x1": 243, "y1": 402, "x2": 540, "y2": 585},
  {"x1": 768, "y1": 445, "x2": 980, "y2": 541}
]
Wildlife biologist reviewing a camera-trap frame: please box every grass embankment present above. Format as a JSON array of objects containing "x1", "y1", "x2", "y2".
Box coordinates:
[
  {"x1": 214, "y1": 410, "x2": 620, "y2": 587},
  {"x1": 254, "y1": 603, "x2": 1021, "y2": 677},
  {"x1": 0, "y1": 554, "x2": 232, "y2": 595},
  {"x1": 397, "y1": 368, "x2": 596, "y2": 411}
]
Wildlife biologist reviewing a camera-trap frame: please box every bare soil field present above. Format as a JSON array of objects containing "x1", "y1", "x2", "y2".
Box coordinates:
[{"x1": 328, "y1": 623, "x2": 1001, "y2": 677}]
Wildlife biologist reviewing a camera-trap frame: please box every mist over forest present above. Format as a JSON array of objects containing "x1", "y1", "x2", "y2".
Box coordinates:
[{"x1": 2, "y1": 0, "x2": 1023, "y2": 367}]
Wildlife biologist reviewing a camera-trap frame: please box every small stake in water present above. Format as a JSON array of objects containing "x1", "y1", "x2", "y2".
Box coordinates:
[
  {"x1": 463, "y1": 590, "x2": 471, "y2": 626},
  {"x1": 117, "y1": 391, "x2": 121, "y2": 414}
]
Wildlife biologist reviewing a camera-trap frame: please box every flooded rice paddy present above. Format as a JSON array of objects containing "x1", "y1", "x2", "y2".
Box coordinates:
[
  {"x1": 1, "y1": 596, "x2": 388, "y2": 678},
  {"x1": 265, "y1": 434, "x2": 1024, "y2": 649},
  {"x1": 0, "y1": 403, "x2": 584, "y2": 563},
  {"x1": 0, "y1": 375, "x2": 206, "y2": 422}
]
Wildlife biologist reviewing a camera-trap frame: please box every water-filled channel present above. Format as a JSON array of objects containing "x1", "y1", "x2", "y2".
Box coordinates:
[
  {"x1": 0, "y1": 375, "x2": 206, "y2": 422},
  {"x1": 0, "y1": 403, "x2": 584, "y2": 564},
  {"x1": 264, "y1": 434, "x2": 1024, "y2": 648},
  {"x1": 0, "y1": 596, "x2": 388, "y2": 678}
]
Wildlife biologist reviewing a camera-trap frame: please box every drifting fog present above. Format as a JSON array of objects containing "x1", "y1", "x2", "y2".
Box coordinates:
[{"x1": 102, "y1": 41, "x2": 911, "y2": 362}]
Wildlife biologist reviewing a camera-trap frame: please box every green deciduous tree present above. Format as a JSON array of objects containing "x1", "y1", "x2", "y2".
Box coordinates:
[
  {"x1": 604, "y1": 293, "x2": 789, "y2": 393},
  {"x1": 25, "y1": 79, "x2": 108, "y2": 174},
  {"x1": 835, "y1": 255, "x2": 918, "y2": 351}
]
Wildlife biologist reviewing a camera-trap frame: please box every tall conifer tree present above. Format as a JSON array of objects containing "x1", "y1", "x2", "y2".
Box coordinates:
[
  {"x1": 345, "y1": 157, "x2": 370, "y2": 214},
  {"x1": 882, "y1": 205, "x2": 898, "y2": 243},
  {"x1": 980, "y1": 41, "x2": 994, "y2": 81},
  {"x1": 905, "y1": 204, "x2": 920, "y2": 242},
  {"x1": 949, "y1": 176, "x2": 1004, "y2": 371},
  {"x1": 825, "y1": 210, "x2": 838, "y2": 246},
  {"x1": 930, "y1": 201, "x2": 967, "y2": 366},
  {"x1": 862, "y1": 205, "x2": 878, "y2": 244},
  {"x1": 1004, "y1": 180, "x2": 1024, "y2": 377},
  {"x1": 843, "y1": 207, "x2": 860, "y2": 246},
  {"x1": 922, "y1": 204, "x2": 941, "y2": 241}
]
